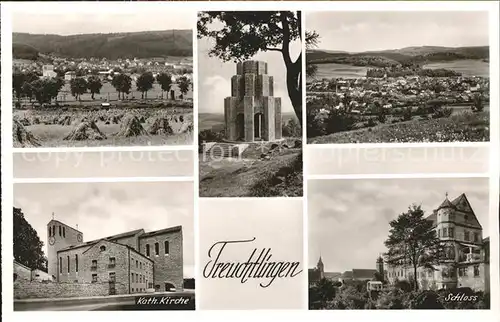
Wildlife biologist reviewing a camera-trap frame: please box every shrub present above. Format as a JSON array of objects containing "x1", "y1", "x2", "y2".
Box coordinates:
[
  {"x1": 395, "y1": 280, "x2": 413, "y2": 293},
  {"x1": 432, "y1": 106, "x2": 453, "y2": 119},
  {"x1": 282, "y1": 117, "x2": 302, "y2": 138},
  {"x1": 324, "y1": 109, "x2": 357, "y2": 134},
  {"x1": 410, "y1": 290, "x2": 444, "y2": 309},
  {"x1": 376, "y1": 288, "x2": 406, "y2": 309},
  {"x1": 403, "y1": 107, "x2": 413, "y2": 121},
  {"x1": 366, "y1": 118, "x2": 377, "y2": 127},
  {"x1": 198, "y1": 129, "x2": 225, "y2": 152},
  {"x1": 471, "y1": 94, "x2": 484, "y2": 112},
  {"x1": 377, "y1": 110, "x2": 386, "y2": 123}
]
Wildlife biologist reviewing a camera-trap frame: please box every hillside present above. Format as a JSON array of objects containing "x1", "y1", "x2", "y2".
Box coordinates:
[
  {"x1": 13, "y1": 43, "x2": 39, "y2": 60},
  {"x1": 13, "y1": 30, "x2": 192, "y2": 59},
  {"x1": 307, "y1": 45, "x2": 489, "y2": 67}
]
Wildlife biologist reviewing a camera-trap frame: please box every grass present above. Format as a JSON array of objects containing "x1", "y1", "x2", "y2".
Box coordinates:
[
  {"x1": 308, "y1": 111, "x2": 489, "y2": 144},
  {"x1": 199, "y1": 141, "x2": 303, "y2": 197}
]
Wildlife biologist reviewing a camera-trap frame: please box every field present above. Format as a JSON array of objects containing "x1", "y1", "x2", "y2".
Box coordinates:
[
  {"x1": 198, "y1": 112, "x2": 299, "y2": 131},
  {"x1": 15, "y1": 81, "x2": 193, "y2": 106},
  {"x1": 309, "y1": 63, "x2": 369, "y2": 80},
  {"x1": 423, "y1": 60, "x2": 489, "y2": 78},
  {"x1": 199, "y1": 140, "x2": 303, "y2": 197},
  {"x1": 311, "y1": 59, "x2": 489, "y2": 79},
  {"x1": 13, "y1": 102, "x2": 193, "y2": 147},
  {"x1": 308, "y1": 110, "x2": 489, "y2": 144}
]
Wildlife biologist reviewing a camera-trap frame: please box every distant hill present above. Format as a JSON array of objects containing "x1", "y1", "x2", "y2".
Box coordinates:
[
  {"x1": 12, "y1": 43, "x2": 39, "y2": 60},
  {"x1": 307, "y1": 45, "x2": 489, "y2": 67},
  {"x1": 12, "y1": 30, "x2": 192, "y2": 60}
]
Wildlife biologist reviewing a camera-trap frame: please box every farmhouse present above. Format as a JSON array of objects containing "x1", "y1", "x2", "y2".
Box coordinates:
[{"x1": 47, "y1": 218, "x2": 184, "y2": 295}]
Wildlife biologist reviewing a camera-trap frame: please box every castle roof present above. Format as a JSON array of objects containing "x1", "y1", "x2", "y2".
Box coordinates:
[
  {"x1": 324, "y1": 272, "x2": 342, "y2": 280},
  {"x1": 437, "y1": 198, "x2": 455, "y2": 210},
  {"x1": 450, "y1": 193, "x2": 474, "y2": 213},
  {"x1": 427, "y1": 193, "x2": 482, "y2": 229}
]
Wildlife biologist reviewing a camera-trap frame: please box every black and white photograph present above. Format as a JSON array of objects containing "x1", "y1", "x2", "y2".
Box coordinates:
[
  {"x1": 306, "y1": 11, "x2": 490, "y2": 144},
  {"x1": 12, "y1": 11, "x2": 194, "y2": 148},
  {"x1": 13, "y1": 181, "x2": 195, "y2": 311},
  {"x1": 308, "y1": 177, "x2": 490, "y2": 310},
  {"x1": 197, "y1": 11, "x2": 303, "y2": 197}
]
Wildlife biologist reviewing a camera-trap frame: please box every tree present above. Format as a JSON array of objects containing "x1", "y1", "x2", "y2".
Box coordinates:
[
  {"x1": 472, "y1": 93, "x2": 484, "y2": 112},
  {"x1": 198, "y1": 11, "x2": 307, "y2": 125},
  {"x1": 384, "y1": 204, "x2": 445, "y2": 291},
  {"x1": 30, "y1": 78, "x2": 63, "y2": 106},
  {"x1": 156, "y1": 72, "x2": 173, "y2": 99},
  {"x1": 13, "y1": 71, "x2": 39, "y2": 103},
  {"x1": 309, "y1": 278, "x2": 337, "y2": 309},
  {"x1": 70, "y1": 77, "x2": 88, "y2": 101},
  {"x1": 111, "y1": 74, "x2": 132, "y2": 100},
  {"x1": 176, "y1": 76, "x2": 191, "y2": 97},
  {"x1": 305, "y1": 30, "x2": 320, "y2": 78},
  {"x1": 87, "y1": 76, "x2": 103, "y2": 100},
  {"x1": 14, "y1": 207, "x2": 47, "y2": 271},
  {"x1": 136, "y1": 72, "x2": 155, "y2": 99}
]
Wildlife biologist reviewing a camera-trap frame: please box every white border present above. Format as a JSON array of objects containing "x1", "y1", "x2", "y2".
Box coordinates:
[{"x1": 1, "y1": 2, "x2": 499, "y2": 322}]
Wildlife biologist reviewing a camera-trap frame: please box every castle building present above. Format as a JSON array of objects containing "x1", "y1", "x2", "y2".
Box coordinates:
[
  {"x1": 224, "y1": 60, "x2": 282, "y2": 142},
  {"x1": 47, "y1": 219, "x2": 183, "y2": 295},
  {"x1": 384, "y1": 193, "x2": 490, "y2": 292}
]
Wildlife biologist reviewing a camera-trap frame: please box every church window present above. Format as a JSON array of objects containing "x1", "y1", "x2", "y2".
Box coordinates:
[
  {"x1": 63, "y1": 227, "x2": 66, "y2": 238},
  {"x1": 92, "y1": 274, "x2": 98, "y2": 283},
  {"x1": 164, "y1": 241, "x2": 170, "y2": 255},
  {"x1": 146, "y1": 244, "x2": 150, "y2": 257},
  {"x1": 449, "y1": 227, "x2": 454, "y2": 238},
  {"x1": 155, "y1": 243, "x2": 159, "y2": 256},
  {"x1": 91, "y1": 260, "x2": 97, "y2": 270},
  {"x1": 75, "y1": 255, "x2": 79, "y2": 272},
  {"x1": 53, "y1": 225, "x2": 56, "y2": 237},
  {"x1": 67, "y1": 256, "x2": 70, "y2": 273},
  {"x1": 443, "y1": 228, "x2": 448, "y2": 238},
  {"x1": 464, "y1": 231, "x2": 470, "y2": 241},
  {"x1": 59, "y1": 257, "x2": 62, "y2": 273},
  {"x1": 109, "y1": 272, "x2": 116, "y2": 282},
  {"x1": 59, "y1": 226, "x2": 62, "y2": 236},
  {"x1": 100, "y1": 245, "x2": 106, "y2": 252},
  {"x1": 474, "y1": 265, "x2": 480, "y2": 277}
]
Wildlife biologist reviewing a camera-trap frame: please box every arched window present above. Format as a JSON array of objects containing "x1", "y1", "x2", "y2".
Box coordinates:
[
  {"x1": 75, "y1": 254, "x2": 79, "y2": 273},
  {"x1": 154, "y1": 242, "x2": 159, "y2": 256},
  {"x1": 100, "y1": 245, "x2": 106, "y2": 252},
  {"x1": 164, "y1": 241, "x2": 170, "y2": 255},
  {"x1": 146, "y1": 244, "x2": 150, "y2": 257},
  {"x1": 67, "y1": 256, "x2": 70, "y2": 273},
  {"x1": 53, "y1": 225, "x2": 56, "y2": 237}
]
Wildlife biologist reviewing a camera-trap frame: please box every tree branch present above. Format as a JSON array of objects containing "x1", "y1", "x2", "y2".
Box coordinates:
[{"x1": 265, "y1": 47, "x2": 283, "y2": 53}]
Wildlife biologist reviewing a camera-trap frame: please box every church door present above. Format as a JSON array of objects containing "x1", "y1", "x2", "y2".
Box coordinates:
[{"x1": 236, "y1": 114, "x2": 245, "y2": 140}]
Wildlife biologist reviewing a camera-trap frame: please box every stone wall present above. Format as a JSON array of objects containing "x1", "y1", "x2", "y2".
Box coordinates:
[
  {"x1": 14, "y1": 262, "x2": 32, "y2": 282},
  {"x1": 14, "y1": 280, "x2": 127, "y2": 299},
  {"x1": 139, "y1": 228, "x2": 184, "y2": 292}
]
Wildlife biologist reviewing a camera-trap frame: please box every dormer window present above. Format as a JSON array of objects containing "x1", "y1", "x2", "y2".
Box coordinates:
[{"x1": 100, "y1": 245, "x2": 106, "y2": 252}]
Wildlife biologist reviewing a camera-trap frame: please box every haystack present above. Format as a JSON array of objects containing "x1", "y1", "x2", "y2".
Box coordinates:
[
  {"x1": 63, "y1": 120, "x2": 106, "y2": 141},
  {"x1": 58, "y1": 115, "x2": 72, "y2": 126},
  {"x1": 178, "y1": 121, "x2": 193, "y2": 134},
  {"x1": 148, "y1": 117, "x2": 173, "y2": 135},
  {"x1": 13, "y1": 119, "x2": 41, "y2": 147},
  {"x1": 115, "y1": 113, "x2": 148, "y2": 137}
]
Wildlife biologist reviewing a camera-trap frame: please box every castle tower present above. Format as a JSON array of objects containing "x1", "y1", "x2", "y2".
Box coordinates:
[
  {"x1": 224, "y1": 60, "x2": 282, "y2": 142},
  {"x1": 376, "y1": 255, "x2": 384, "y2": 280},
  {"x1": 317, "y1": 256, "x2": 324, "y2": 279},
  {"x1": 435, "y1": 193, "x2": 458, "y2": 289},
  {"x1": 47, "y1": 218, "x2": 83, "y2": 280}
]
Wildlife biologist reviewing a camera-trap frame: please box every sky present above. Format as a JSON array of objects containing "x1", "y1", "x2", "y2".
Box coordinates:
[
  {"x1": 13, "y1": 151, "x2": 193, "y2": 178},
  {"x1": 12, "y1": 12, "x2": 193, "y2": 35},
  {"x1": 308, "y1": 177, "x2": 489, "y2": 273},
  {"x1": 306, "y1": 11, "x2": 489, "y2": 52},
  {"x1": 197, "y1": 20, "x2": 301, "y2": 115},
  {"x1": 14, "y1": 181, "x2": 195, "y2": 278},
  {"x1": 199, "y1": 198, "x2": 304, "y2": 309}
]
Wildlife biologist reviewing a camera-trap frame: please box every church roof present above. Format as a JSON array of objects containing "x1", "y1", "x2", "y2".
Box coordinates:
[
  {"x1": 352, "y1": 269, "x2": 377, "y2": 280},
  {"x1": 324, "y1": 272, "x2": 342, "y2": 280},
  {"x1": 139, "y1": 226, "x2": 181, "y2": 238},
  {"x1": 57, "y1": 228, "x2": 145, "y2": 252}
]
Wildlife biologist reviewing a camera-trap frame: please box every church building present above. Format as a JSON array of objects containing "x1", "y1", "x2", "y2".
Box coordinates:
[{"x1": 47, "y1": 218, "x2": 184, "y2": 295}]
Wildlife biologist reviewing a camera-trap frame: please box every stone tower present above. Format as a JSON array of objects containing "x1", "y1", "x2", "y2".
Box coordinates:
[
  {"x1": 47, "y1": 219, "x2": 83, "y2": 280},
  {"x1": 317, "y1": 256, "x2": 325, "y2": 279},
  {"x1": 224, "y1": 60, "x2": 282, "y2": 142},
  {"x1": 376, "y1": 256, "x2": 384, "y2": 281}
]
